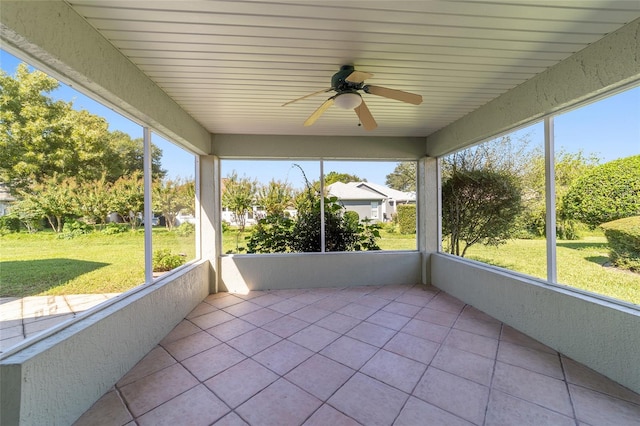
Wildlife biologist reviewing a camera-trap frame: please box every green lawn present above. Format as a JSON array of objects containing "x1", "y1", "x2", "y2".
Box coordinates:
[
  {"x1": 1, "y1": 228, "x2": 195, "y2": 297},
  {"x1": 3, "y1": 228, "x2": 638, "y2": 306}
]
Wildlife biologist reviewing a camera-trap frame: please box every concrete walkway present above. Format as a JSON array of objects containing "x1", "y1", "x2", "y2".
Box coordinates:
[{"x1": 0, "y1": 293, "x2": 120, "y2": 353}]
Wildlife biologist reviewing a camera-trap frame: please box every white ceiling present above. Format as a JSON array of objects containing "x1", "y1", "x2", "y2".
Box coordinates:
[{"x1": 68, "y1": 0, "x2": 639, "y2": 137}]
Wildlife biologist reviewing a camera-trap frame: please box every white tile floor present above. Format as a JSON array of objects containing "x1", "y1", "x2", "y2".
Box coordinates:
[{"x1": 74, "y1": 285, "x2": 640, "y2": 426}]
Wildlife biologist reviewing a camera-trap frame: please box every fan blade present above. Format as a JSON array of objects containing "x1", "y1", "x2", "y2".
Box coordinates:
[
  {"x1": 354, "y1": 100, "x2": 377, "y2": 131},
  {"x1": 365, "y1": 85, "x2": 423, "y2": 105},
  {"x1": 282, "y1": 88, "x2": 332, "y2": 106},
  {"x1": 346, "y1": 71, "x2": 374, "y2": 83},
  {"x1": 304, "y1": 98, "x2": 335, "y2": 126}
]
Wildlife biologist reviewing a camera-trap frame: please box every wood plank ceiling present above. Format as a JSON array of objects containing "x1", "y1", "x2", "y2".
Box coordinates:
[{"x1": 68, "y1": 0, "x2": 639, "y2": 137}]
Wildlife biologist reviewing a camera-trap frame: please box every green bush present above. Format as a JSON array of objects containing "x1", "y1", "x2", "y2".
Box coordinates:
[
  {"x1": 397, "y1": 204, "x2": 416, "y2": 234},
  {"x1": 152, "y1": 249, "x2": 186, "y2": 272},
  {"x1": 343, "y1": 210, "x2": 360, "y2": 232},
  {"x1": 563, "y1": 155, "x2": 640, "y2": 228},
  {"x1": 101, "y1": 222, "x2": 128, "y2": 235},
  {"x1": 600, "y1": 216, "x2": 640, "y2": 272},
  {"x1": 59, "y1": 219, "x2": 93, "y2": 239},
  {"x1": 175, "y1": 222, "x2": 195, "y2": 237},
  {"x1": 0, "y1": 215, "x2": 21, "y2": 234}
]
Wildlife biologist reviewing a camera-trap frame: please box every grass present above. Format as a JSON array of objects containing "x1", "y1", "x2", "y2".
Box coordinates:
[
  {"x1": 1, "y1": 228, "x2": 195, "y2": 297},
  {"x1": 4, "y1": 227, "x2": 638, "y2": 306}
]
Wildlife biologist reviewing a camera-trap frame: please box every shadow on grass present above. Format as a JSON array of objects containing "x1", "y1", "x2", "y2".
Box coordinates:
[
  {"x1": 556, "y1": 241, "x2": 608, "y2": 250},
  {"x1": 585, "y1": 255, "x2": 610, "y2": 266},
  {"x1": 0, "y1": 259, "x2": 109, "y2": 298}
]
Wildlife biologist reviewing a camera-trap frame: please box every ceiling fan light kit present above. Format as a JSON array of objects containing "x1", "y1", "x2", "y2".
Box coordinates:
[
  {"x1": 283, "y1": 65, "x2": 422, "y2": 131},
  {"x1": 334, "y1": 92, "x2": 362, "y2": 109}
]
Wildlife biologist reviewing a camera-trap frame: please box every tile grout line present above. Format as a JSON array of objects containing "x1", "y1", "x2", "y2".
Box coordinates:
[
  {"x1": 482, "y1": 321, "x2": 503, "y2": 426},
  {"x1": 558, "y1": 354, "x2": 581, "y2": 426}
]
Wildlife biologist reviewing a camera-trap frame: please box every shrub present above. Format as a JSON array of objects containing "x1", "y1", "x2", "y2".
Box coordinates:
[
  {"x1": 221, "y1": 220, "x2": 231, "y2": 233},
  {"x1": 0, "y1": 215, "x2": 21, "y2": 234},
  {"x1": 246, "y1": 215, "x2": 294, "y2": 253},
  {"x1": 101, "y1": 222, "x2": 128, "y2": 235},
  {"x1": 600, "y1": 216, "x2": 640, "y2": 272},
  {"x1": 59, "y1": 219, "x2": 93, "y2": 239},
  {"x1": 152, "y1": 249, "x2": 186, "y2": 272},
  {"x1": 175, "y1": 222, "x2": 195, "y2": 237},
  {"x1": 343, "y1": 210, "x2": 360, "y2": 232},
  {"x1": 563, "y1": 155, "x2": 640, "y2": 228},
  {"x1": 397, "y1": 204, "x2": 416, "y2": 234}
]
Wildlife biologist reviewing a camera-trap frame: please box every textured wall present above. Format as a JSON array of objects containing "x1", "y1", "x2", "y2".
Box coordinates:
[
  {"x1": 220, "y1": 251, "x2": 421, "y2": 293},
  {"x1": 0, "y1": 261, "x2": 210, "y2": 426},
  {"x1": 431, "y1": 253, "x2": 640, "y2": 394}
]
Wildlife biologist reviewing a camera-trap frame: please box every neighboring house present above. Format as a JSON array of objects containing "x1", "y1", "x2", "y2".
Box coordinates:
[
  {"x1": 0, "y1": 184, "x2": 16, "y2": 217},
  {"x1": 326, "y1": 181, "x2": 415, "y2": 223}
]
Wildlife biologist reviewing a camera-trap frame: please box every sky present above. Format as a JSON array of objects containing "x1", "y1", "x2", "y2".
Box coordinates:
[{"x1": 2, "y1": 49, "x2": 639, "y2": 188}]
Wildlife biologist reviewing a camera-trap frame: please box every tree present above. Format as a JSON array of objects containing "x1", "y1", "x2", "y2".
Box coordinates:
[
  {"x1": 562, "y1": 155, "x2": 640, "y2": 228},
  {"x1": 153, "y1": 178, "x2": 193, "y2": 230},
  {"x1": 442, "y1": 170, "x2": 522, "y2": 257},
  {"x1": 325, "y1": 171, "x2": 363, "y2": 185},
  {"x1": 222, "y1": 171, "x2": 257, "y2": 232},
  {"x1": 109, "y1": 172, "x2": 144, "y2": 229},
  {"x1": 386, "y1": 162, "x2": 416, "y2": 192},
  {"x1": 256, "y1": 179, "x2": 294, "y2": 216},
  {"x1": 104, "y1": 131, "x2": 166, "y2": 182},
  {"x1": 76, "y1": 174, "x2": 112, "y2": 225},
  {"x1": 19, "y1": 175, "x2": 79, "y2": 233}
]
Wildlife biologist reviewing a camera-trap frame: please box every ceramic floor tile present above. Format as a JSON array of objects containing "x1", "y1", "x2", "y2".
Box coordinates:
[
  {"x1": 136, "y1": 384, "x2": 228, "y2": 426},
  {"x1": 204, "y1": 358, "x2": 279, "y2": 408},
  {"x1": 289, "y1": 305, "x2": 332, "y2": 323},
  {"x1": 355, "y1": 295, "x2": 390, "y2": 309},
  {"x1": 394, "y1": 396, "x2": 474, "y2": 426},
  {"x1": 414, "y1": 307, "x2": 458, "y2": 327},
  {"x1": 346, "y1": 321, "x2": 397, "y2": 347},
  {"x1": 401, "y1": 318, "x2": 451, "y2": 343},
  {"x1": 492, "y1": 361, "x2": 573, "y2": 416},
  {"x1": 0, "y1": 324, "x2": 23, "y2": 340},
  {"x1": 236, "y1": 378, "x2": 322, "y2": 426},
  {"x1": 425, "y1": 293, "x2": 466, "y2": 314},
  {"x1": 24, "y1": 313, "x2": 73, "y2": 335},
  {"x1": 394, "y1": 293, "x2": 435, "y2": 308},
  {"x1": 562, "y1": 357, "x2": 640, "y2": 405},
  {"x1": 569, "y1": 384, "x2": 640, "y2": 426},
  {"x1": 337, "y1": 302, "x2": 378, "y2": 320},
  {"x1": 366, "y1": 310, "x2": 411, "y2": 331},
  {"x1": 431, "y1": 344, "x2": 495, "y2": 386},
  {"x1": 382, "y1": 301, "x2": 421, "y2": 318},
  {"x1": 459, "y1": 305, "x2": 501, "y2": 324},
  {"x1": 119, "y1": 363, "x2": 198, "y2": 417},
  {"x1": 497, "y1": 341, "x2": 563, "y2": 379},
  {"x1": 226, "y1": 328, "x2": 281, "y2": 356},
  {"x1": 485, "y1": 389, "x2": 575, "y2": 426},
  {"x1": 269, "y1": 298, "x2": 307, "y2": 314},
  {"x1": 250, "y1": 293, "x2": 287, "y2": 307},
  {"x1": 291, "y1": 292, "x2": 328, "y2": 305},
  {"x1": 286, "y1": 353, "x2": 355, "y2": 401},
  {"x1": 239, "y1": 307, "x2": 283, "y2": 327},
  {"x1": 260, "y1": 314, "x2": 308, "y2": 337},
  {"x1": 302, "y1": 404, "x2": 360, "y2": 426},
  {"x1": 186, "y1": 302, "x2": 218, "y2": 319},
  {"x1": 454, "y1": 317, "x2": 501, "y2": 339},
  {"x1": 320, "y1": 335, "x2": 378, "y2": 370},
  {"x1": 315, "y1": 312, "x2": 361, "y2": 334},
  {"x1": 205, "y1": 295, "x2": 244, "y2": 309},
  {"x1": 500, "y1": 325, "x2": 555, "y2": 354},
  {"x1": 361, "y1": 349, "x2": 427, "y2": 393},
  {"x1": 222, "y1": 301, "x2": 262, "y2": 317},
  {"x1": 253, "y1": 339, "x2": 314, "y2": 375},
  {"x1": 159, "y1": 320, "x2": 202, "y2": 346},
  {"x1": 182, "y1": 344, "x2": 247, "y2": 381},
  {"x1": 288, "y1": 324, "x2": 340, "y2": 352},
  {"x1": 328, "y1": 372, "x2": 408, "y2": 426},
  {"x1": 384, "y1": 332, "x2": 440, "y2": 365},
  {"x1": 205, "y1": 318, "x2": 256, "y2": 342},
  {"x1": 311, "y1": 297, "x2": 351, "y2": 312},
  {"x1": 214, "y1": 412, "x2": 249, "y2": 426},
  {"x1": 117, "y1": 346, "x2": 176, "y2": 387},
  {"x1": 72, "y1": 390, "x2": 133, "y2": 426},
  {"x1": 162, "y1": 331, "x2": 221, "y2": 362},
  {"x1": 189, "y1": 310, "x2": 235, "y2": 329},
  {"x1": 413, "y1": 367, "x2": 489, "y2": 425},
  {"x1": 444, "y1": 328, "x2": 498, "y2": 359}
]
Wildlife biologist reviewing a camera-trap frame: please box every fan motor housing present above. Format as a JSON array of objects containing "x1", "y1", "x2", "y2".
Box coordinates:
[{"x1": 332, "y1": 65, "x2": 362, "y2": 93}]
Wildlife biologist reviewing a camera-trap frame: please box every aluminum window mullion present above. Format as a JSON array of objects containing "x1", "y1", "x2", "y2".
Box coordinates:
[
  {"x1": 544, "y1": 116, "x2": 557, "y2": 283},
  {"x1": 143, "y1": 127, "x2": 153, "y2": 283},
  {"x1": 320, "y1": 159, "x2": 325, "y2": 252}
]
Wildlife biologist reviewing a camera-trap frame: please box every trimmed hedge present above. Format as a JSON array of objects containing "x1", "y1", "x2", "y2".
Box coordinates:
[
  {"x1": 600, "y1": 216, "x2": 640, "y2": 272},
  {"x1": 397, "y1": 204, "x2": 416, "y2": 234}
]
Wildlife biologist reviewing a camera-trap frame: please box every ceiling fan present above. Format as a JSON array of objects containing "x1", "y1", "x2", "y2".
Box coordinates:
[{"x1": 282, "y1": 65, "x2": 423, "y2": 131}]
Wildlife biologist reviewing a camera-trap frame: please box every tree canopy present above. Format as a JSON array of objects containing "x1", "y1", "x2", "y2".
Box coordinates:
[{"x1": 385, "y1": 162, "x2": 416, "y2": 192}]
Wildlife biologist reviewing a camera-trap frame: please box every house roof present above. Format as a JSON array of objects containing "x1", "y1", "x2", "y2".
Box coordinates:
[
  {"x1": 45, "y1": 1, "x2": 640, "y2": 138},
  {"x1": 327, "y1": 181, "x2": 414, "y2": 202}
]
